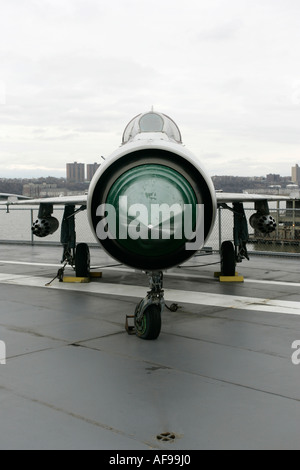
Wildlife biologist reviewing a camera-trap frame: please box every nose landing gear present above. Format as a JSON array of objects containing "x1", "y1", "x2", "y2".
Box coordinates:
[{"x1": 126, "y1": 271, "x2": 164, "y2": 340}]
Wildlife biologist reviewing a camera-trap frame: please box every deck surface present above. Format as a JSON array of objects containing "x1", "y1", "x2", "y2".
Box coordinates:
[{"x1": 0, "y1": 244, "x2": 300, "y2": 450}]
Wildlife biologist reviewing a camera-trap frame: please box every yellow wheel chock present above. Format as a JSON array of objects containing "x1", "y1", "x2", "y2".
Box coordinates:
[
  {"x1": 62, "y1": 272, "x2": 102, "y2": 283},
  {"x1": 214, "y1": 272, "x2": 244, "y2": 283}
]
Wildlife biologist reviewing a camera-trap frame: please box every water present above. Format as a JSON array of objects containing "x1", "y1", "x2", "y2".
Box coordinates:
[
  {"x1": 0, "y1": 207, "x2": 95, "y2": 244},
  {"x1": 0, "y1": 205, "x2": 299, "y2": 255}
]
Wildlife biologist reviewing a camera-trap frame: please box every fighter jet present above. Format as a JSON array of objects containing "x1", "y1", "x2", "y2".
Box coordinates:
[{"x1": 8, "y1": 111, "x2": 288, "y2": 340}]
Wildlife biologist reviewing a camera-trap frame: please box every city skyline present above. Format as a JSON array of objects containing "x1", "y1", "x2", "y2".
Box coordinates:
[{"x1": 0, "y1": 163, "x2": 299, "y2": 185}]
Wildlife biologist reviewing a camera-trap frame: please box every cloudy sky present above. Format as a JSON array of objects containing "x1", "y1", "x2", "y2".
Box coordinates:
[{"x1": 1, "y1": 0, "x2": 300, "y2": 178}]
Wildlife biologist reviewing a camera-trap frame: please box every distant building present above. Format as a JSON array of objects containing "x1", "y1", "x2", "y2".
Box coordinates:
[
  {"x1": 266, "y1": 174, "x2": 280, "y2": 184},
  {"x1": 23, "y1": 183, "x2": 57, "y2": 198},
  {"x1": 292, "y1": 164, "x2": 300, "y2": 185},
  {"x1": 66, "y1": 162, "x2": 85, "y2": 183},
  {"x1": 86, "y1": 162, "x2": 100, "y2": 182}
]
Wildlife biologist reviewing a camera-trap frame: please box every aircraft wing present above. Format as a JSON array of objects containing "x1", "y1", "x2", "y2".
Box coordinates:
[
  {"x1": 0, "y1": 193, "x2": 31, "y2": 201},
  {"x1": 1, "y1": 195, "x2": 88, "y2": 206},
  {"x1": 216, "y1": 192, "x2": 290, "y2": 204},
  {"x1": 2, "y1": 192, "x2": 290, "y2": 206}
]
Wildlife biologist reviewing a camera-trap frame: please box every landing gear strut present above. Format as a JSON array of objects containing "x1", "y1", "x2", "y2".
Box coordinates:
[
  {"x1": 126, "y1": 271, "x2": 164, "y2": 340},
  {"x1": 57, "y1": 204, "x2": 90, "y2": 280},
  {"x1": 219, "y1": 202, "x2": 249, "y2": 276}
]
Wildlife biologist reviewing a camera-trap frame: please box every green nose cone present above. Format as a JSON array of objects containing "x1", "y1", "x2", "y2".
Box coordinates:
[{"x1": 106, "y1": 164, "x2": 197, "y2": 257}]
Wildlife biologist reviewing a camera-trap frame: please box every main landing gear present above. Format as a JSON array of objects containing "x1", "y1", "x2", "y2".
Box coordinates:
[
  {"x1": 219, "y1": 202, "x2": 250, "y2": 277},
  {"x1": 74, "y1": 243, "x2": 91, "y2": 278},
  {"x1": 220, "y1": 240, "x2": 236, "y2": 277},
  {"x1": 57, "y1": 205, "x2": 90, "y2": 281}
]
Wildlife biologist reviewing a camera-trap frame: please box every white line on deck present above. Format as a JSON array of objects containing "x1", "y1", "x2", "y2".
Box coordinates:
[
  {"x1": 0, "y1": 259, "x2": 299, "y2": 287},
  {"x1": 0, "y1": 272, "x2": 299, "y2": 316}
]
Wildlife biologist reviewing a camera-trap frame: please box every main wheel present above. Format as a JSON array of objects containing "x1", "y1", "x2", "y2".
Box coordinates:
[
  {"x1": 75, "y1": 243, "x2": 90, "y2": 277},
  {"x1": 135, "y1": 304, "x2": 162, "y2": 340},
  {"x1": 221, "y1": 241, "x2": 236, "y2": 276}
]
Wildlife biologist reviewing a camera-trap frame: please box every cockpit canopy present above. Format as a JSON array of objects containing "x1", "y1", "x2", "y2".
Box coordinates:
[{"x1": 122, "y1": 111, "x2": 182, "y2": 144}]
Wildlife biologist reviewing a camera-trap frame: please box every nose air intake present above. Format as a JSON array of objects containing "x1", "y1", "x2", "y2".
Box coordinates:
[
  {"x1": 90, "y1": 149, "x2": 215, "y2": 270},
  {"x1": 105, "y1": 163, "x2": 197, "y2": 258}
]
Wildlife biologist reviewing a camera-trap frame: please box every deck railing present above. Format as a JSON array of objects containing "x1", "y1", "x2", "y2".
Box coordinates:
[{"x1": 0, "y1": 204, "x2": 299, "y2": 257}]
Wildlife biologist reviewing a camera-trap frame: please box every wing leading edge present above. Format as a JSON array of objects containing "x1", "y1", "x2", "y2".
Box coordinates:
[
  {"x1": 0, "y1": 193, "x2": 31, "y2": 201},
  {"x1": 2, "y1": 192, "x2": 289, "y2": 206},
  {"x1": 216, "y1": 192, "x2": 290, "y2": 204},
  {"x1": 2, "y1": 195, "x2": 88, "y2": 206}
]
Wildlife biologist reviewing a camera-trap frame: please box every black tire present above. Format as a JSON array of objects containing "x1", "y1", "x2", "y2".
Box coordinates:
[
  {"x1": 75, "y1": 243, "x2": 90, "y2": 277},
  {"x1": 135, "y1": 304, "x2": 162, "y2": 340},
  {"x1": 221, "y1": 241, "x2": 236, "y2": 276}
]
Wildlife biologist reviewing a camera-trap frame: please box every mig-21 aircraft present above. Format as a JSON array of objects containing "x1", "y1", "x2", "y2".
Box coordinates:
[{"x1": 5, "y1": 111, "x2": 289, "y2": 340}]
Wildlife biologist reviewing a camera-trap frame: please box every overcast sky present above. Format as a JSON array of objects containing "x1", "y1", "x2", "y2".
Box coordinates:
[{"x1": 1, "y1": 0, "x2": 300, "y2": 179}]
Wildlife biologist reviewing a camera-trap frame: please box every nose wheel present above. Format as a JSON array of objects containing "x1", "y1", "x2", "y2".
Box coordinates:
[
  {"x1": 135, "y1": 303, "x2": 162, "y2": 340},
  {"x1": 126, "y1": 271, "x2": 164, "y2": 340}
]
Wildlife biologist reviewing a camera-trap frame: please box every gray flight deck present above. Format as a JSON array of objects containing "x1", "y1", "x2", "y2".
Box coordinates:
[{"x1": 0, "y1": 243, "x2": 300, "y2": 450}]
